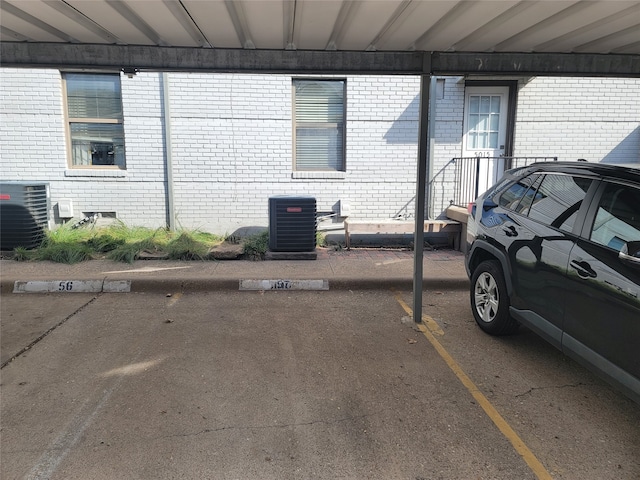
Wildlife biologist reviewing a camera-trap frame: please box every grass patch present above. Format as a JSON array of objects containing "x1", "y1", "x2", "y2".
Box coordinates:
[
  {"x1": 85, "y1": 233, "x2": 126, "y2": 253},
  {"x1": 166, "y1": 232, "x2": 213, "y2": 260},
  {"x1": 13, "y1": 222, "x2": 226, "y2": 264},
  {"x1": 14, "y1": 224, "x2": 96, "y2": 263},
  {"x1": 12, "y1": 246, "x2": 34, "y2": 262},
  {"x1": 35, "y1": 242, "x2": 95, "y2": 264},
  {"x1": 242, "y1": 230, "x2": 269, "y2": 260},
  {"x1": 107, "y1": 239, "x2": 159, "y2": 263}
]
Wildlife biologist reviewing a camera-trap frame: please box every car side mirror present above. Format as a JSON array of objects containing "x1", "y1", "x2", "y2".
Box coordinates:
[
  {"x1": 482, "y1": 199, "x2": 498, "y2": 211},
  {"x1": 619, "y1": 241, "x2": 640, "y2": 268}
]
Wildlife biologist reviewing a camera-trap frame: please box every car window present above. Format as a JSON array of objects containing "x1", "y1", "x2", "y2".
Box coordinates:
[
  {"x1": 498, "y1": 174, "x2": 540, "y2": 210},
  {"x1": 589, "y1": 183, "x2": 640, "y2": 250},
  {"x1": 485, "y1": 177, "x2": 513, "y2": 201},
  {"x1": 514, "y1": 175, "x2": 544, "y2": 214},
  {"x1": 527, "y1": 174, "x2": 593, "y2": 232}
]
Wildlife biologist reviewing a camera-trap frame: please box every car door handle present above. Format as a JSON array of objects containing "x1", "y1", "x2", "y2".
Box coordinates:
[
  {"x1": 570, "y1": 260, "x2": 597, "y2": 279},
  {"x1": 502, "y1": 225, "x2": 518, "y2": 237}
]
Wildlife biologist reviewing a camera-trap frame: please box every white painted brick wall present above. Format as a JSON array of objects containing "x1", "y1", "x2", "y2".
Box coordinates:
[
  {"x1": 0, "y1": 69, "x2": 67, "y2": 182},
  {"x1": 1, "y1": 68, "x2": 168, "y2": 227},
  {"x1": 514, "y1": 77, "x2": 640, "y2": 163},
  {"x1": 167, "y1": 73, "x2": 424, "y2": 232},
  {"x1": 429, "y1": 77, "x2": 465, "y2": 215},
  {"x1": 2, "y1": 70, "x2": 638, "y2": 236}
]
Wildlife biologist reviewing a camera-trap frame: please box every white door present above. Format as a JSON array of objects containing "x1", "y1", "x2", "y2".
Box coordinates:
[{"x1": 463, "y1": 86, "x2": 509, "y2": 195}]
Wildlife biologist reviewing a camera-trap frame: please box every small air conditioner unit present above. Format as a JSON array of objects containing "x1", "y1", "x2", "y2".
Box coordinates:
[
  {"x1": 268, "y1": 196, "x2": 316, "y2": 252},
  {"x1": 0, "y1": 182, "x2": 51, "y2": 250}
]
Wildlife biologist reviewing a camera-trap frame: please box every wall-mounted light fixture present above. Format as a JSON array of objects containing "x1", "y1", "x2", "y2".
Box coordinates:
[{"x1": 122, "y1": 67, "x2": 138, "y2": 78}]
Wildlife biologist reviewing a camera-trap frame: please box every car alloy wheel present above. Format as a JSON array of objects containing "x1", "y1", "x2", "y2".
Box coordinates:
[
  {"x1": 470, "y1": 260, "x2": 519, "y2": 335},
  {"x1": 474, "y1": 271, "x2": 499, "y2": 323}
]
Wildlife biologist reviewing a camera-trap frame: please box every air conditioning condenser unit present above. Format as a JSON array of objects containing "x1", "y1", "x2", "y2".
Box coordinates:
[
  {"x1": 0, "y1": 182, "x2": 51, "y2": 250},
  {"x1": 268, "y1": 196, "x2": 316, "y2": 252}
]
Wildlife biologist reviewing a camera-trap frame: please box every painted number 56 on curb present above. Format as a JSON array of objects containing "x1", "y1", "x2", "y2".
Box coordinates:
[{"x1": 58, "y1": 281, "x2": 74, "y2": 291}]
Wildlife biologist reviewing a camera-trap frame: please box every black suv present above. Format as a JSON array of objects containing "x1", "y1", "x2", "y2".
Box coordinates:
[{"x1": 465, "y1": 162, "x2": 640, "y2": 404}]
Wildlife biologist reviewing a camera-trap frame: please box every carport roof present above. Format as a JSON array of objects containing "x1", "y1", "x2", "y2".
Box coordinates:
[{"x1": 1, "y1": 0, "x2": 639, "y2": 76}]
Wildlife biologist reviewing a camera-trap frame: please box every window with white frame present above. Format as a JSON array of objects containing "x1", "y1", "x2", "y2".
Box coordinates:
[
  {"x1": 64, "y1": 73, "x2": 125, "y2": 168},
  {"x1": 293, "y1": 79, "x2": 345, "y2": 171}
]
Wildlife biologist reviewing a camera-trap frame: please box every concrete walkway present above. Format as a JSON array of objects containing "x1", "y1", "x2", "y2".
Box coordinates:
[{"x1": 0, "y1": 247, "x2": 468, "y2": 294}]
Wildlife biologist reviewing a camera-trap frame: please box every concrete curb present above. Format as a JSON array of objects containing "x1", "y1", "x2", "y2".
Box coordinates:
[{"x1": 2, "y1": 277, "x2": 469, "y2": 294}]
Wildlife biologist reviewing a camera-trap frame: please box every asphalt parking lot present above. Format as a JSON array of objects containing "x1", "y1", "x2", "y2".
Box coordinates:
[{"x1": 2, "y1": 287, "x2": 639, "y2": 480}]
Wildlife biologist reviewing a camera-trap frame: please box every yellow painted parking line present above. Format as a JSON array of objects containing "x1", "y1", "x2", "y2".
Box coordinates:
[
  {"x1": 392, "y1": 290, "x2": 444, "y2": 335},
  {"x1": 392, "y1": 290, "x2": 553, "y2": 480},
  {"x1": 167, "y1": 292, "x2": 183, "y2": 307}
]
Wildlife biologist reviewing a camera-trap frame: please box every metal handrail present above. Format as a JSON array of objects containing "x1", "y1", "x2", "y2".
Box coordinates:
[{"x1": 448, "y1": 156, "x2": 557, "y2": 207}]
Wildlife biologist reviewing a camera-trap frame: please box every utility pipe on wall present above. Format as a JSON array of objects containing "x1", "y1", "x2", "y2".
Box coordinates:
[{"x1": 162, "y1": 72, "x2": 176, "y2": 231}]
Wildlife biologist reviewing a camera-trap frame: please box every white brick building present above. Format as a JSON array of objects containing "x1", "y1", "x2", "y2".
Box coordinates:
[{"x1": 1, "y1": 69, "x2": 638, "y2": 236}]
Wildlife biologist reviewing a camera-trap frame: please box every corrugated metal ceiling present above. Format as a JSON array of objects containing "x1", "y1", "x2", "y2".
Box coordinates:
[{"x1": 1, "y1": 0, "x2": 638, "y2": 54}]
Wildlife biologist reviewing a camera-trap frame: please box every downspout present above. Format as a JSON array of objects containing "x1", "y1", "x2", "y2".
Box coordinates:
[
  {"x1": 413, "y1": 74, "x2": 433, "y2": 323},
  {"x1": 426, "y1": 77, "x2": 437, "y2": 220},
  {"x1": 162, "y1": 72, "x2": 176, "y2": 231}
]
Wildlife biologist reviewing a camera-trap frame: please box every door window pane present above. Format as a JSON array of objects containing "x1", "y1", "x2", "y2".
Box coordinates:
[
  {"x1": 480, "y1": 96, "x2": 490, "y2": 113},
  {"x1": 468, "y1": 132, "x2": 477, "y2": 149},
  {"x1": 467, "y1": 94, "x2": 501, "y2": 149}
]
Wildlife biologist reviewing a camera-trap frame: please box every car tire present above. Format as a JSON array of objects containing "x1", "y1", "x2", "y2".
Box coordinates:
[{"x1": 470, "y1": 260, "x2": 519, "y2": 335}]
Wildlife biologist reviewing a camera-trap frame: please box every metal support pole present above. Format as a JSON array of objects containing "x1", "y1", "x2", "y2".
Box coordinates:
[
  {"x1": 474, "y1": 156, "x2": 481, "y2": 202},
  {"x1": 162, "y1": 72, "x2": 176, "y2": 231},
  {"x1": 413, "y1": 74, "x2": 432, "y2": 323}
]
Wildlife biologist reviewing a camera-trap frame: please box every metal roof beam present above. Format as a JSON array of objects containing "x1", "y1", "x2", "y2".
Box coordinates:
[
  {"x1": 43, "y1": 0, "x2": 124, "y2": 44},
  {"x1": 0, "y1": 42, "x2": 427, "y2": 74},
  {"x1": 366, "y1": 0, "x2": 417, "y2": 52},
  {"x1": 613, "y1": 41, "x2": 640, "y2": 55},
  {"x1": 494, "y1": 1, "x2": 598, "y2": 52},
  {"x1": 283, "y1": 0, "x2": 296, "y2": 50},
  {"x1": 1, "y1": 43, "x2": 638, "y2": 77},
  {"x1": 0, "y1": 26, "x2": 33, "y2": 42},
  {"x1": 163, "y1": 0, "x2": 211, "y2": 48},
  {"x1": 432, "y1": 52, "x2": 640, "y2": 77},
  {"x1": 1, "y1": 1, "x2": 79, "y2": 43},
  {"x1": 410, "y1": 0, "x2": 468, "y2": 51},
  {"x1": 325, "y1": 0, "x2": 360, "y2": 51},
  {"x1": 105, "y1": 0, "x2": 168, "y2": 46},
  {"x1": 533, "y1": 3, "x2": 640, "y2": 52},
  {"x1": 574, "y1": 24, "x2": 640, "y2": 53},
  {"x1": 453, "y1": 1, "x2": 538, "y2": 52},
  {"x1": 224, "y1": 0, "x2": 255, "y2": 49}
]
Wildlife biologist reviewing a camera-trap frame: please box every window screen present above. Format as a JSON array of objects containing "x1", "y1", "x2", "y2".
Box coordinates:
[{"x1": 293, "y1": 80, "x2": 345, "y2": 171}]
